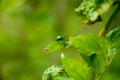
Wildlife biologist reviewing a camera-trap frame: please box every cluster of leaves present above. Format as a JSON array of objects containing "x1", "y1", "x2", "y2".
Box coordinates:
[
  {"x1": 42, "y1": 27, "x2": 120, "y2": 80},
  {"x1": 42, "y1": 0, "x2": 120, "y2": 80},
  {"x1": 75, "y1": 0, "x2": 115, "y2": 24},
  {"x1": 42, "y1": 65, "x2": 73, "y2": 80}
]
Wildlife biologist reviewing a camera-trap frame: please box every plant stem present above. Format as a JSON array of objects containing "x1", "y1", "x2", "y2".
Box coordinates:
[
  {"x1": 98, "y1": 3, "x2": 120, "y2": 80},
  {"x1": 91, "y1": 68, "x2": 96, "y2": 80},
  {"x1": 99, "y1": 4, "x2": 120, "y2": 37}
]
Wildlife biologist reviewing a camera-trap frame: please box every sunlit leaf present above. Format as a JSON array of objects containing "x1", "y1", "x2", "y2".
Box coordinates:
[
  {"x1": 44, "y1": 41, "x2": 64, "y2": 53},
  {"x1": 61, "y1": 53, "x2": 92, "y2": 80},
  {"x1": 42, "y1": 65, "x2": 68, "y2": 80},
  {"x1": 69, "y1": 34, "x2": 109, "y2": 73},
  {"x1": 69, "y1": 34, "x2": 109, "y2": 57},
  {"x1": 75, "y1": 0, "x2": 114, "y2": 24}
]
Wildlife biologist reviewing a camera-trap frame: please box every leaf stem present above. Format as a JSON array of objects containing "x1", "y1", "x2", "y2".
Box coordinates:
[
  {"x1": 98, "y1": 3, "x2": 120, "y2": 80},
  {"x1": 99, "y1": 4, "x2": 120, "y2": 37}
]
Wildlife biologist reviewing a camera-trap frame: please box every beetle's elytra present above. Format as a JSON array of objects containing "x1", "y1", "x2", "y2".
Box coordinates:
[{"x1": 56, "y1": 35, "x2": 64, "y2": 41}]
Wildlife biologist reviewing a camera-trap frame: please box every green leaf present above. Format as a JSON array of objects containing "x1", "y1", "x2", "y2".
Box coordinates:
[
  {"x1": 106, "y1": 27, "x2": 120, "y2": 45},
  {"x1": 61, "y1": 53, "x2": 92, "y2": 80},
  {"x1": 106, "y1": 27, "x2": 120, "y2": 57},
  {"x1": 90, "y1": 54, "x2": 105, "y2": 73},
  {"x1": 53, "y1": 77, "x2": 74, "y2": 80},
  {"x1": 44, "y1": 41, "x2": 64, "y2": 53},
  {"x1": 69, "y1": 34, "x2": 109, "y2": 58},
  {"x1": 42, "y1": 65, "x2": 68, "y2": 80},
  {"x1": 69, "y1": 34, "x2": 109, "y2": 73},
  {"x1": 75, "y1": 0, "x2": 114, "y2": 24}
]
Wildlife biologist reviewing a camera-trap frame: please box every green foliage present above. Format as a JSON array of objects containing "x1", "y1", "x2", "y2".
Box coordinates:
[
  {"x1": 42, "y1": 0, "x2": 120, "y2": 79},
  {"x1": 42, "y1": 65, "x2": 73, "y2": 80},
  {"x1": 75, "y1": 0, "x2": 114, "y2": 24},
  {"x1": 69, "y1": 34, "x2": 109, "y2": 57},
  {"x1": 43, "y1": 34, "x2": 119, "y2": 80},
  {"x1": 61, "y1": 53, "x2": 92, "y2": 80},
  {"x1": 69, "y1": 34, "x2": 109, "y2": 74},
  {"x1": 106, "y1": 27, "x2": 120, "y2": 45},
  {"x1": 53, "y1": 77, "x2": 73, "y2": 80},
  {"x1": 43, "y1": 34, "x2": 112, "y2": 80},
  {"x1": 44, "y1": 41, "x2": 70, "y2": 53},
  {"x1": 1, "y1": 0, "x2": 120, "y2": 80},
  {"x1": 106, "y1": 27, "x2": 120, "y2": 60},
  {"x1": 44, "y1": 35, "x2": 70, "y2": 53},
  {"x1": 44, "y1": 41, "x2": 64, "y2": 53}
]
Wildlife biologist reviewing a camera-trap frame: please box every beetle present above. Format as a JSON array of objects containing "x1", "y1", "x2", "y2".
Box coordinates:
[{"x1": 55, "y1": 35, "x2": 64, "y2": 41}]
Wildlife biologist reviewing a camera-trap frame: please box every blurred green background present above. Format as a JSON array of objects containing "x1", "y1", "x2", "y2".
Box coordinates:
[{"x1": 0, "y1": 0, "x2": 120, "y2": 80}]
